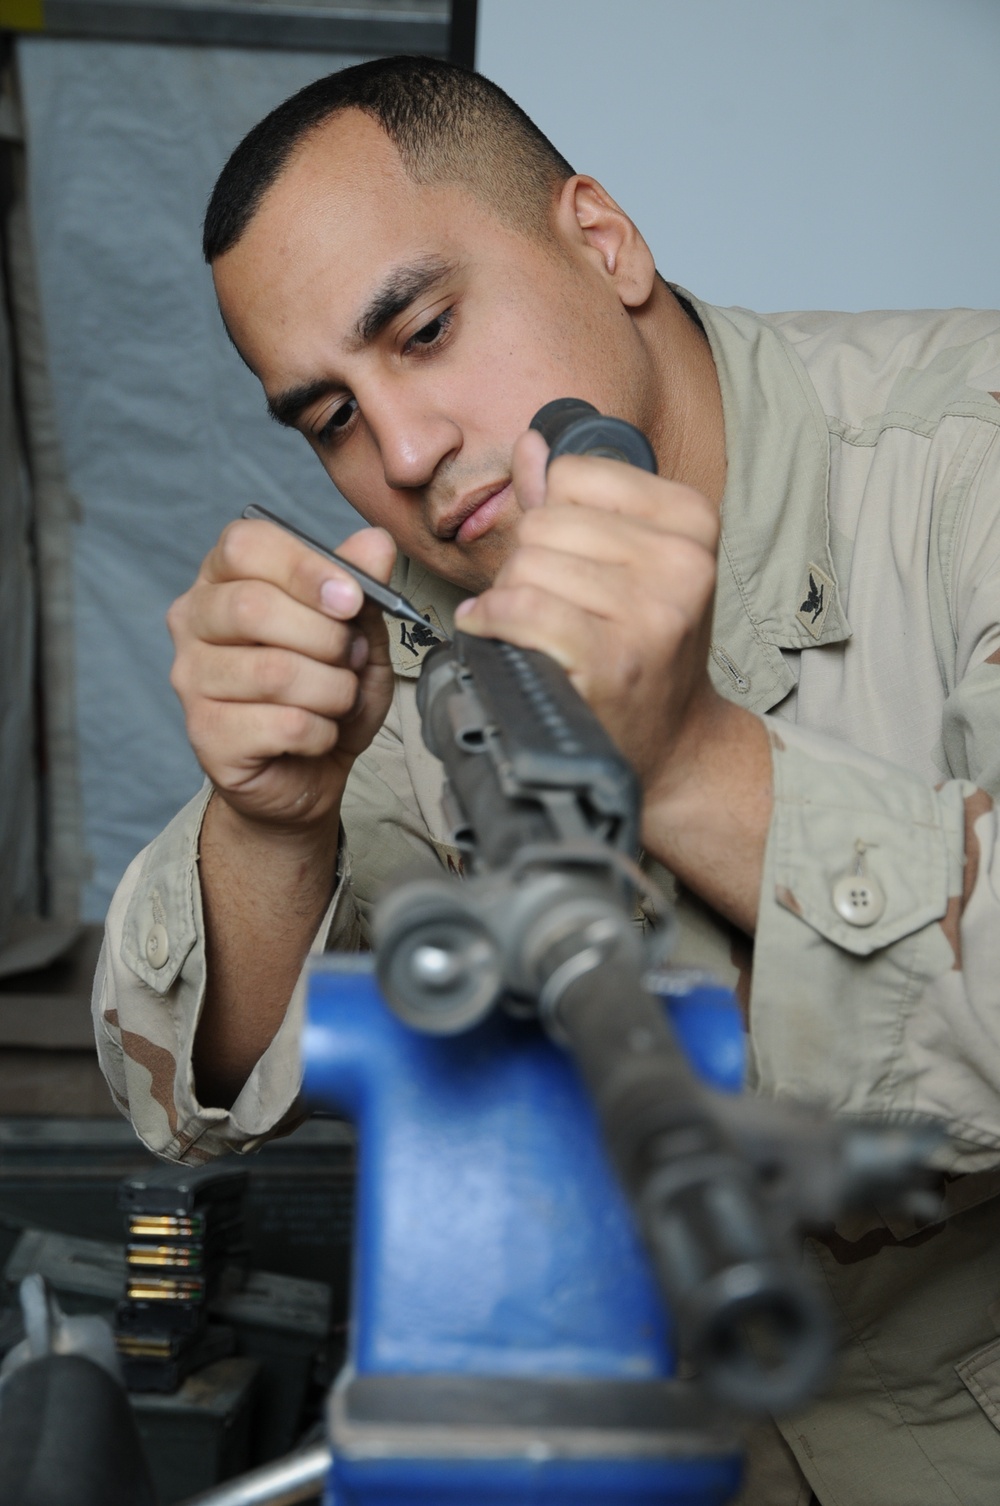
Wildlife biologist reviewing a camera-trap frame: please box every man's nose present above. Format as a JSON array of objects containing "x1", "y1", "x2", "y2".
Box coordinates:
[{"x1": 368, "y1": 394, "x2": 462, "y2": 490}]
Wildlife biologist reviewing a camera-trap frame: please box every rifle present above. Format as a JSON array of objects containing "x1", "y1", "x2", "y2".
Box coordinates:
[{"x1": 371, "y1": 400, "x2": 938, "y2": 1414}]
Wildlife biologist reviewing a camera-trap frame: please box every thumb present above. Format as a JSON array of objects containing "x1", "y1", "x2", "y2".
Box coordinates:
[
  {"x1": 512, "y1": 428, "x2": 549, "y2": 511},
  {"x1": 326, "y1": 526, "x2": 395, "y2": 668},
  {"x1": 334, "y1": 524, "x2": 397, "y2": 583}
]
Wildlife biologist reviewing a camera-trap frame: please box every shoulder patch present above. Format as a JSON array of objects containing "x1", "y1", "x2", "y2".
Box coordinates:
[
  {"x1": 388, "y1": 603, "x2": 449, "y2": 677},
  {"x1": 795, "y1": 562, "x2": 835, "y2": 640}
]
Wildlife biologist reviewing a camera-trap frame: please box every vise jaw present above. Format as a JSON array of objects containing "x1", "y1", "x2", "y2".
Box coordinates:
[{"x1": 302, "y1": 958, "x2": 745, "y2": 1506}]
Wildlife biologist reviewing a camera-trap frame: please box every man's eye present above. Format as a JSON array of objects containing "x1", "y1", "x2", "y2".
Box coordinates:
[
  {"x1": 412, "y1": 317, "x2": 443, "y2": 344},
  {"x1": 316, "y1": 398, "x2": 357, "y2": 447},
  {"x1": 406, "y1": 308, "x2": 453, "y2": 351}
]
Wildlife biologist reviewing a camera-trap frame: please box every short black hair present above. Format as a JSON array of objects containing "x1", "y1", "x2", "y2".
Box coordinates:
[{"x1": 203, "y1": 55, "x2": 575, "y2": 262}]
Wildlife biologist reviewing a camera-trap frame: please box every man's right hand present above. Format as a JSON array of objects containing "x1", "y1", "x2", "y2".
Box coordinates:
[{"x1": 167, "y1": 515, "x2": 397, "y2": 832}]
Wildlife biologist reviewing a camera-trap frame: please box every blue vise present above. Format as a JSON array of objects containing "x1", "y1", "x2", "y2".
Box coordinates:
[{"x1": 302, "y1": 958, "x2": 746, "y2": 1506}]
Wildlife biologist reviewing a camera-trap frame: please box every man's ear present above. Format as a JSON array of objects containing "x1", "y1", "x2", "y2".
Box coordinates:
[{"x1": 554, "y1": 175, "x2": 656, "y2": 309}]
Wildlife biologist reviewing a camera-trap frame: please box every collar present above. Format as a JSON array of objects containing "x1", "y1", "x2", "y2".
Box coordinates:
[{"x1": 679, "y1": 287, "x2": 850, "y2": 712}]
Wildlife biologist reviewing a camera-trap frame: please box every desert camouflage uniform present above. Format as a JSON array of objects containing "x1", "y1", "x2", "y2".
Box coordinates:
[{"x1": 94, "y1": 293, "x2": 1000, "y2": 1505}]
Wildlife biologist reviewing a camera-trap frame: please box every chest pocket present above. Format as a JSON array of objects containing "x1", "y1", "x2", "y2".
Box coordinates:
[{"x1": 956, "y1": 1337, "x2": 1000, "y2": 1433}]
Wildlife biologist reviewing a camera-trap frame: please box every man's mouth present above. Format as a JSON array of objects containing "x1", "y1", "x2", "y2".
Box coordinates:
[{"x1": 434, "y1": 480, "x2": 512, "y2": 544}]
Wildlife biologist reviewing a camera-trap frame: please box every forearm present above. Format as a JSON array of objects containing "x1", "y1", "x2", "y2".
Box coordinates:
[
  {"x1": 640, "y1": 696, "x2": 772, "y2": 935},
  {"x1": 193, "y1": 791, "x2": 342, "y2": 1106}
]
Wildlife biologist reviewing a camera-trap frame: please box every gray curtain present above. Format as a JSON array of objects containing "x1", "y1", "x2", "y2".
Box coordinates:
[
  {"x1": 17, "y1": 38, "x2": 361, "y2": 920},
  {"x1": 0, "y1": 183, "x2": 38, "y2": 956}
]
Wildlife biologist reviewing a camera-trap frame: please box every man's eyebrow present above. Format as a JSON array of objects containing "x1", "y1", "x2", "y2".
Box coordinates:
[
  {"x1": 350, "y1": 256, "x2": 458, "y2": 350},
  {"x1": 267, "y1": 378, "x2": 341, "y2": 431}
]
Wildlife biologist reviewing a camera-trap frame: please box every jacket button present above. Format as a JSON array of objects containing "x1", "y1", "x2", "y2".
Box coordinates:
[
  {"x1": 145, "y1": 923, "x2": 170, "y2": 968},
  {"x1": 832, "y1": 874, "x2": 885, "y2": 926}
]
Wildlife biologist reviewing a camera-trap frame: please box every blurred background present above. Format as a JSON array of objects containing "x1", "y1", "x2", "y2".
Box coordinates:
[
  {"x1": 0, "y1": 3, "x2": 995, "y2": 1494},
  {"x1": 482, "y1": 0, "x2": 1000, "y2": 313}
]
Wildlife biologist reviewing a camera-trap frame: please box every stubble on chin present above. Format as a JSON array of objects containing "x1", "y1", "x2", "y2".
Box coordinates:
[
  {"x1": 413, "y1": 513, "x2": 517, "y2": 597},
  {"x1": 456, "y1": 521, "x2": 520, "y2": 595}
]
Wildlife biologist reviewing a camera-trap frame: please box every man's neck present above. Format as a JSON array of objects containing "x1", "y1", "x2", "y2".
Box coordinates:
[{"x1": 644, "y1": 284, "x2": 727, "y2": 508}]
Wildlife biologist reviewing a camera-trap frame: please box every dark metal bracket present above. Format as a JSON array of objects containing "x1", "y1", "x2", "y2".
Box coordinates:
[{"x1": 0, "y1": 0, "x2": 474, "y2": 60}]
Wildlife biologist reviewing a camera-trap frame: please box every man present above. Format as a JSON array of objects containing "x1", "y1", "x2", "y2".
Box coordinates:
[{"x1": 94, "y1": 56, "x2": 1000, "y2": 1505}]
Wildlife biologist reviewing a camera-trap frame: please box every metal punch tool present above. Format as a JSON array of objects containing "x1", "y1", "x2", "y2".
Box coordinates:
[{"x1": 242, "y1": 503, "x2": 450, "y2": 642}]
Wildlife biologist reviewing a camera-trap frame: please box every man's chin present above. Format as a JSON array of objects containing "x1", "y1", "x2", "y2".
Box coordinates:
[{"x1": 414, "y1": 527, "x2": 514, "y2": 597}]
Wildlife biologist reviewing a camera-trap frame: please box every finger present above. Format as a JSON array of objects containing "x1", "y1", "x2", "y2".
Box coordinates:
[
  {"x1": 182, "y1": 578, "x2": 358, "y2": 660},
  {"x1": 454, "y1": 582, "x2": 608, "y2": 678},
  {"x1": 316, "y1": 525, "x2": 397, "y2": 623},
  {"x1": 458, "y1": 573, "x2": 702, "y2": 665},
  {"x1": 327, "y1": 525, "x2": 398, "y2": 600},
  {"x1": 182, "y1": 645, "x2": 362, "y2": 719},
  {"x1": 189, "y1": 698, "x2": 346, "y2": 776},
  {"x1": 544, "y1": 455, "x2": 719, "y2": 547},
  {"x1": 203, "y1": 519, "x2": 396, "y2": 623},
  {"x1": 489, "y1": 539, "x2": 715, "y2": 626},
  {"x1": 354, "y1": 591, "x2": 393, "y2": 671},
  {"x1": 451, "y1": 581, "x2": 647, "y2": 710},
  {"x1": 513, "y1": 500, "x2": 716, "y2": 570},
  {"x1": 512, "y1": 429, "x2": 549, "y2": 511},
  {"x1": 205, "y1": 519, "x2": 362, "y2": 617}
]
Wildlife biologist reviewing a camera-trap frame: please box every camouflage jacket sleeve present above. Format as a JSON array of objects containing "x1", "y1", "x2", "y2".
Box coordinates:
[
  {"x1": 91, "y1": 683, "x2": 436, "y2": 1163},
  {"x1": 750, "y1": 439, "x2": 1000, "y2": 1175},
  {"x1": 91, "y1": 780, "x2": 365, "y2": 1162}
]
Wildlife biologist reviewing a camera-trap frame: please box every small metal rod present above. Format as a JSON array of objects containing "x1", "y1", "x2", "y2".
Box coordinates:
[
  {"x1": 178, "y1": 1441, "x2": 331, "y2": 1506},
  {"x1": 242, "y1": 503, "x2": 449, "y2": 642}
]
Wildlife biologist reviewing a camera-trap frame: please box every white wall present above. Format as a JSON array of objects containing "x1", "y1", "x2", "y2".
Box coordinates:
[{"x1": 479, "y1": 0, "x2": 1000, "y2": 312}]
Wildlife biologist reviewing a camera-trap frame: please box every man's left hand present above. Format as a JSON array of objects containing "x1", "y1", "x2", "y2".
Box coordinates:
[
  {"x1": 455, "y1": 427, "x2": 773, "y2": 936},
  {"x1": 454, "y1": 428, "x2": 722, "y2": 805}
]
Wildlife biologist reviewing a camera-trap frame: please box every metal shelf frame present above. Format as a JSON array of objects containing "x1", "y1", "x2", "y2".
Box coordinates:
[{"x1": 0, "y1": 0, "x2": 478, "y2": 62}]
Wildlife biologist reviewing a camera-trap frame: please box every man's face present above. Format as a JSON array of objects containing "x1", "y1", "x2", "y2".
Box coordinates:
[{"x1": 213, "y1": 111, "x2": 652, "y2": 593}]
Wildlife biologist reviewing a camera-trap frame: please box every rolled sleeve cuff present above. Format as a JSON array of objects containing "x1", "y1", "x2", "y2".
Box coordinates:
[{"x1": 96, "y1": 784, "x2": 362, "y2": 1163}]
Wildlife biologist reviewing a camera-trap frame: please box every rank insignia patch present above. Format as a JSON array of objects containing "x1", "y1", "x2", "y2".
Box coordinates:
[{"x1": 795, "y1": 562, "x2": 835, "y2": 640}]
